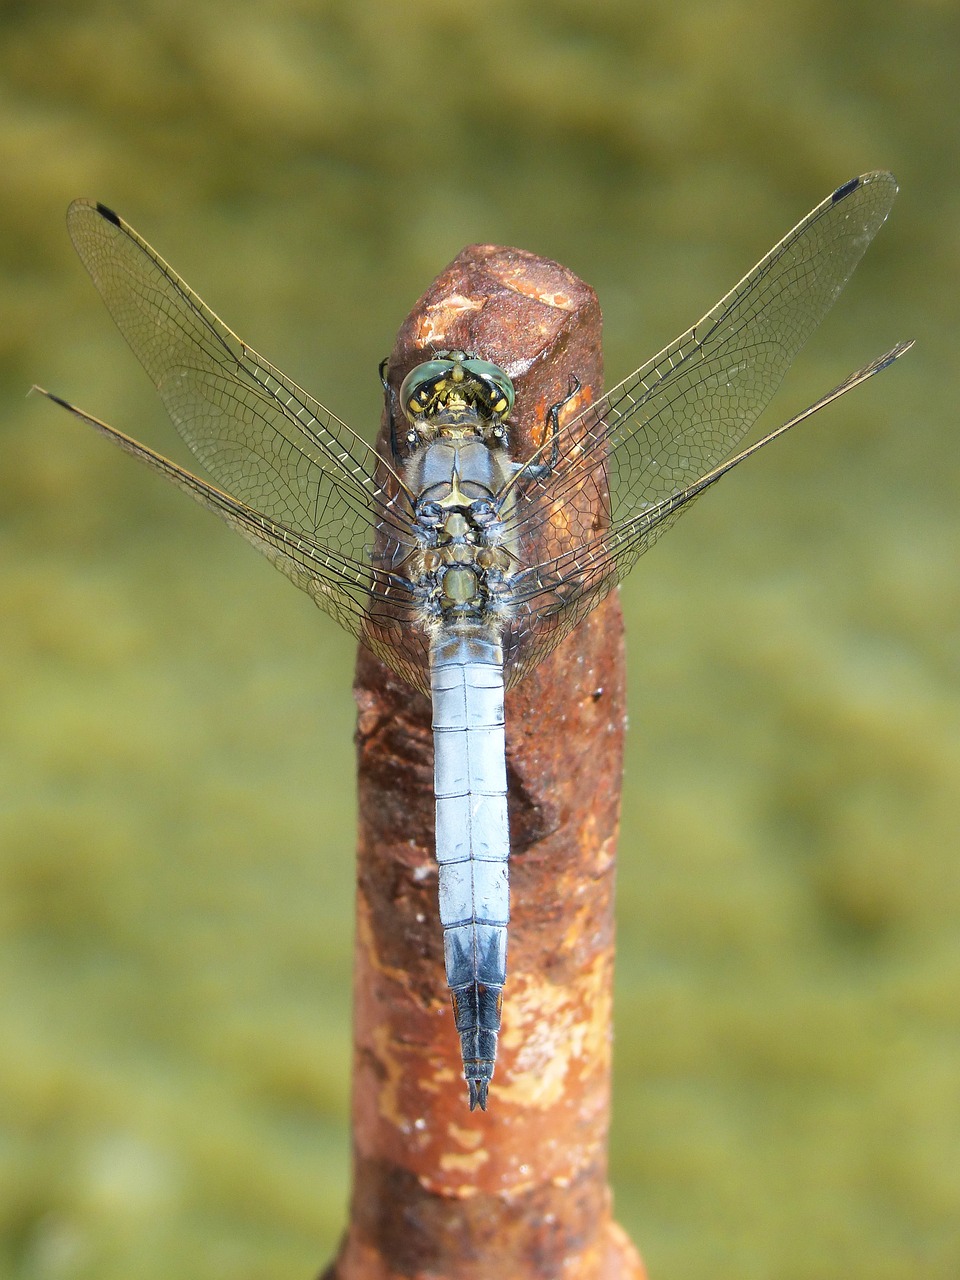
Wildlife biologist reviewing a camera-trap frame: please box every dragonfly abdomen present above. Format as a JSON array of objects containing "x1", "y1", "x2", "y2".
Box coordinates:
[{"x1": 431, "y1": 626, "x2": 510, "y2": 1111}]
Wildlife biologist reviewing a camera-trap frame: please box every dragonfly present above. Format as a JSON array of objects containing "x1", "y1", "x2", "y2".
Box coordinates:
[{"x1": 35, "y1": 171, "x2": 911, "y2": 1110}]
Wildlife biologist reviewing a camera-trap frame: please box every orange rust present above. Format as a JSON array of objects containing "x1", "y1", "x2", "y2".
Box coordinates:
[{"x1": 321, "y1": 245, "x2": 644, "y2": 1280}]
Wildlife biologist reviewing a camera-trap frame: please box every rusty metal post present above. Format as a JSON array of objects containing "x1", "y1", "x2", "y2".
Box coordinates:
[{"x1": 322, "y1": 246, "x2": 644, "y2": 1280}]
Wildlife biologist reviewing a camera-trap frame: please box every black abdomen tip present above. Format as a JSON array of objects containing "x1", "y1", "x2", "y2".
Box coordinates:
[{"x1": 468, "y1": 1077, "x2": 489, "y2": 1110}]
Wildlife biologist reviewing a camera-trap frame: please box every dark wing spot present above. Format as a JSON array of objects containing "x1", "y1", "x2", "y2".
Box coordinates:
[
  {"x1": 831, "y1": 176, "x2": 861, "y2": 204},
  {"x1": 95, "y1": 203, "x2": 122, "y2": 226}
]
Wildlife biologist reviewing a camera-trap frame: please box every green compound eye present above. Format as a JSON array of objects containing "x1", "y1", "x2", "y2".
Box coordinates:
[
  {"x1": 399, "y1": 353, "x2": 515, "y2": 424},
  {"x1": 401, "y1": 360, "x2": 454, "y2": 401},
  {"x1": 459, "y1": 358, "x2": 515, "y2": 416},
  {"x1": 400, "y1": 359, "x2": 453, "y2": 420}
]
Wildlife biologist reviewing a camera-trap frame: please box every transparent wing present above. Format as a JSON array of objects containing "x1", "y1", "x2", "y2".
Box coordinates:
[
  {"x1": 498, "y1": 172, "x2": 906, "y2": 684},
  {"x1": 37, "y1": 388, "x2": 434, "y2": 693},
  {"x1": 65, "y1": 200, "x2": 416, "y2": 562},
  {"x1": 516, "y1": 171, "x2": 898, "y2": 534},
  {"x1": 501, "y1": 340, "x2": 911, "y2": 687},
  {"x1": 56, "y1": 202, "x2": 432, "y2": 691}
]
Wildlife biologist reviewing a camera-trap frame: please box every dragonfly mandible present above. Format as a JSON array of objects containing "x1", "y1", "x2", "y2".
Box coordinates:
[{"x1": 36, "y1": 172, "x2": 911, "y2": 1110}]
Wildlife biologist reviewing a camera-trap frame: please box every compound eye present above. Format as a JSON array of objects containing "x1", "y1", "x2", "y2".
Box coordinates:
[
  {"x1": 399, "y1": 358, "x2": 456, "y2": 422},
  {"x1": 460, "y1": 358, "x2": 515, "y2": 417}
]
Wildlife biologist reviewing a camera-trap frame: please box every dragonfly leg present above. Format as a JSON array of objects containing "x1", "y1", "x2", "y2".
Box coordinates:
[
  {"x1": 379, "y1": 356, "x2": 405, "y2": 461},
  {"x1": 523, "y1": 373, "x2": 580, "y2": 479}
]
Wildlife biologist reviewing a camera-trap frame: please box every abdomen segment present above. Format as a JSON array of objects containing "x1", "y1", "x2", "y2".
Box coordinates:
[{"x1": 431, "y1": 627, "x2": 510, "y2": 1110}]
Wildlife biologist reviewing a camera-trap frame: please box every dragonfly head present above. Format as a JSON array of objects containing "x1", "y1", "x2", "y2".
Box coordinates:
[{"x1": 399, "y1": 351, "x2": 515, "y2": 446}]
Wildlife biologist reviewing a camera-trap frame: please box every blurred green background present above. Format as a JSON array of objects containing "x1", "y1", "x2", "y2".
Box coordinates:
[{"x1": 2, "y1": 1, "x2": 957, "y2": 1277}]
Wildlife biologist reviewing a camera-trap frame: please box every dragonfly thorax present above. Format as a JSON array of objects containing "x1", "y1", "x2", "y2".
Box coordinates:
[
  {"x1": 402, "y1": 431, "x2": 517, "y2": 624},
  {"x1": 411, "y1": 494, "x2": 512, "y2": 619}
]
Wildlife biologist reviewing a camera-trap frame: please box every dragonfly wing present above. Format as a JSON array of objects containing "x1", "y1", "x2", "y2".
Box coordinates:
[
  {"x1": 513, "y1": 173, "x2": 898, "y2": 543},
  {"x1": 502, "y1": 339, "x2": 912, "y2": 688},
  {"x1": 36, "y1": 389, "x2": 432, "y2": 693},
  {"x1": 65, "y1": 201, "x2": 412, "y2": 564},
  {"x1": 499, "y1": 174, "x2": 906, "y2": 684}
]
